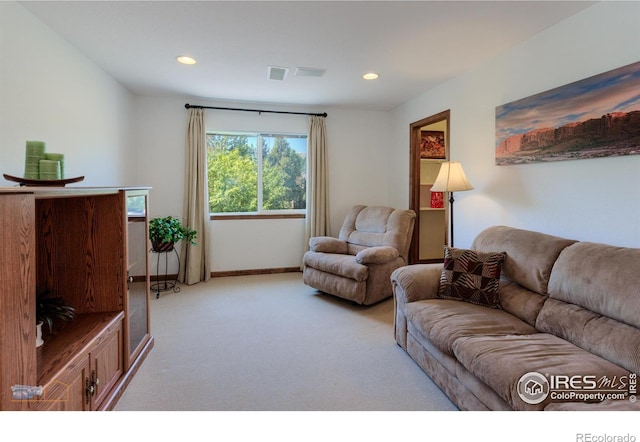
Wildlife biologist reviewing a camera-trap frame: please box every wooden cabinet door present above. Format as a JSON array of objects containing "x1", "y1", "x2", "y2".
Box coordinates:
[
  {"x1": 124, "y1": 190, "x2": 151, "y2": 370},
  {"x1": 90, "y1": 319, "x2": 123, "y2": 409},
  {"x1": 29, "y1": 317, "x2": 123, "y2": 411},
  {"x1": 30, "y1": 354, "x2": 90, "y2": 411}
]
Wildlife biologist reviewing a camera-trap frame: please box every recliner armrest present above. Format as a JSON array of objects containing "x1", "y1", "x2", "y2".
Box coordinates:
[
  {"x1": 391, "y1": 264, "x2": 443, "y2": 304},
  {"x1": 355, "y1": 246, "x2": 399, "y2": 265},
  {"x1": 309, "y1": 236, "x2": 348, "y2": 254}
]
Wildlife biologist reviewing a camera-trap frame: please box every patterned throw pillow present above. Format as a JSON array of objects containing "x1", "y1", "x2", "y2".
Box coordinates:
[{"x1": 438, "y1": 247, "x2": 506, "y2": 309}]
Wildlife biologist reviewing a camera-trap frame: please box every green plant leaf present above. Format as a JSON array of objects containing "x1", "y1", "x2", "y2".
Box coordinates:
[{"x1": 149, "y1": 216, "x2": 197, "y2": 246}]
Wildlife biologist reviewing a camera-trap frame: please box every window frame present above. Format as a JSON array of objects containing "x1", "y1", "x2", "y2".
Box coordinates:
[{"x1": 207, "y1": 131, "x2": 308, "y2": 219}]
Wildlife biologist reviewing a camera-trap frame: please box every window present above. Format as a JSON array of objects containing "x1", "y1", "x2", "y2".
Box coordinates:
[{"x1": 207, "y1": 132, "x2": 307, "y2": 215}]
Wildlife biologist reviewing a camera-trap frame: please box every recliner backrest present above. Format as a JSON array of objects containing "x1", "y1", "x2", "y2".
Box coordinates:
[{"x1": 338, "y1": 205, "x2": 416, "y2": 262}]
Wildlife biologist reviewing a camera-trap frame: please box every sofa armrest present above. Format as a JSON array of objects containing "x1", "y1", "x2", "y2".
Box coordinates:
[
  {"x1": 391, "y1": 264, "x2": 443, "y2": 305},
  {"x1": 355, "y1": 246, "x2": 399, "y2": 265},
  {"x1": 309, "y1": 236, "x2": 348, "y2": 254}
]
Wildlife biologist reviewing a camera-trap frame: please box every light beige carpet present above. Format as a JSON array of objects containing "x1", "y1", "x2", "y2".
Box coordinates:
[{"x1": 114, "y1": 272, "x2": 457, "y2": 411}]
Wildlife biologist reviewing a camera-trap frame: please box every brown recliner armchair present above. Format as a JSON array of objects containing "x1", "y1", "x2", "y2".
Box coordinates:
[{"x1": 303, "y1": 205, "x2": 416, "y2": 305}]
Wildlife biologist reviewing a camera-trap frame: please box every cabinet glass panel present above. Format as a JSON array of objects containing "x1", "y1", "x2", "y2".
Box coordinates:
[{"x1": 125, "y1": 191, "x2": 150, "y2": 367}]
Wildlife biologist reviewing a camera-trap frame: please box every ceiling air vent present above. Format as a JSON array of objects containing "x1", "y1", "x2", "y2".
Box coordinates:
[
  {"x1": 268, "y1": 66, "x2": 289, "y2": 81},
  {"x1": 295, "y1": 67, "x2": 326, "y2": 77}
]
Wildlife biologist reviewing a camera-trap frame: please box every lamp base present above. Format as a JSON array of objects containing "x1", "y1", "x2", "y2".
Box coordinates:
[{"x1": 448, "y1": 193, "x2": 455, "y2": 248}]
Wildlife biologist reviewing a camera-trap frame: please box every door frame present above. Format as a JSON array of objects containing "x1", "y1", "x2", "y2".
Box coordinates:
[{"x1": 409, "y1": 109, "x2": 450, "y2": 264}]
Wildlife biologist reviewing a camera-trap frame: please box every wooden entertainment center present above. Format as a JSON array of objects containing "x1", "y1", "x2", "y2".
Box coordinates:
[{"x1": 0, "y1": 186, "x2": 153, "y2": 410}]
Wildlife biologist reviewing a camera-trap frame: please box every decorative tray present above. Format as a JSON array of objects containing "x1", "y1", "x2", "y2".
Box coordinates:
[{"x1": 3, "y1": 174, "x2": 85, "y2": 187}]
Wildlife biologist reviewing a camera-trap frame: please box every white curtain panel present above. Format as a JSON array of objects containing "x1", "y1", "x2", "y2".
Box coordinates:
[
  {"x1": 304, "y1": 116, "x2": 330, "y2": 252},
  {"x1": 180, "y1": 108, "x2": 211, "y2": 284}
]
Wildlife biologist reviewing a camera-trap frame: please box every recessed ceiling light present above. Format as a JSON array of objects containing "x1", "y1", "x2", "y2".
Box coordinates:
[
  {"x1": 176, "y1": 56, "x2": 197, "y2": 65},
  {"x1": 363, "y1": 72, "x2": 379, "y2": 80}
]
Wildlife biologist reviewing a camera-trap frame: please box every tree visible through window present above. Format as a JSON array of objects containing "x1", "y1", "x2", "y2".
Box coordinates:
[{"x1": 207, "y1": 133, "x2": 307, "y2": 214}]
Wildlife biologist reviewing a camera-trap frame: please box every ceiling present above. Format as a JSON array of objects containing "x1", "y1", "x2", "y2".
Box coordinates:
[{"x1": 21, "y1": 1, "x2": 595, "y2": 111}]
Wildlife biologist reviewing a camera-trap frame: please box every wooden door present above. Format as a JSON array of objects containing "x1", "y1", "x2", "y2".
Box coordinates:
[
  {"x1": 90, "y1": 319, "x2": 124, "y2": 409},
  {"x1": 30, "y1": 354, "x2": 90, "y2": 411}
]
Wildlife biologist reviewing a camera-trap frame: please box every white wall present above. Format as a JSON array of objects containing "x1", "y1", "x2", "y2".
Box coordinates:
[
  {"x1": 390, "y1": 1, "x2": 640, "y2": 249},
  {"x1": 133, "y1": 96, "x2": 391, "y2": 273},
  {"x1": 0, "y1": 2, "x2": 135, "y2": 187},
  {"x1": 9, "y1": 0, "x2": 636, "y2": 277}
]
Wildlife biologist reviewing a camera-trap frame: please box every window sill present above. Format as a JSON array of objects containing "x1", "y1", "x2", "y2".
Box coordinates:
[{"x1": 210, "y1": 213, "x2": 305, "y2": 220}]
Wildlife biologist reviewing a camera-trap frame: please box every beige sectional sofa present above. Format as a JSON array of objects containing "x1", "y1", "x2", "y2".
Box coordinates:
[{"x1": 391, "y1": 226, "x2": 640, "y2": 410}]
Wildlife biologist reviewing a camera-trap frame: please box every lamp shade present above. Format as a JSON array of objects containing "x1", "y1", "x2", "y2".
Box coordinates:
[{"x1": 430, "y1": 161, "x2": 473, "y2": 192}]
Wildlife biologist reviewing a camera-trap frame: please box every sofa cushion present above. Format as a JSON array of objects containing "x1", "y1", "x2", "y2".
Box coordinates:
[
  {"x1": 536, "y1": 298, "x2": 640, "y2": 375},
  {"x1": 437, "y1": 247, "x2": 505, "y2": 308},
  {"x1": 302, "y1": 251, "x2": 368, "y2": 281},
  {"x1": 547, "y1": 241, "x2": 640, "y2": 330},
  {"x1": 405, "y1": 331, "x2": 512, "y2": 410},
  {"x1": 404, "y1": 299, "x2": 538, "y2": 356},
  {"x1": 498, "y1": 280, "x2": 548, "y2": 327},
  {"x1": 452, "y1": 334, "x2": 632, "y2": 411},
  {"x1": 471, "y1": 226, "x2": 577, "y2": 294}
]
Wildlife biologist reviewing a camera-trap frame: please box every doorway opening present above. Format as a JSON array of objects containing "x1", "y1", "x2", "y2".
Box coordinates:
[{"x1": 409, "y1": 110, "x2": 450, "y2": 264}]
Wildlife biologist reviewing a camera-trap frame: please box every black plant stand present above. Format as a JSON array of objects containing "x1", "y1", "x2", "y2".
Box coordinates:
[{"x1": 150, "y1": 247, "x2": 181, "y2": 298}]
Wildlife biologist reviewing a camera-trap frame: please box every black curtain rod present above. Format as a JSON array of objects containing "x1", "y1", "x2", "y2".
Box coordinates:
[{"x1": 185, "y1": 103, "x2": 327, "y2": 118}]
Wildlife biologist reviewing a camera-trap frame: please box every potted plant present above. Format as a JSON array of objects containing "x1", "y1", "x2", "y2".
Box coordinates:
[
  {"x1": 36, "y1": 291, "x2": 76, "y2": 347},
  {"x1": 149, "y1": 216, "x2": 197, "y2": 252}
]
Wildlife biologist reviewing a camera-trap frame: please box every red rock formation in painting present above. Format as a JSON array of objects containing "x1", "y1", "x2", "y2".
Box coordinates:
[{"x1": 496, "y1": 110, "x2": 640, "y2": 159}]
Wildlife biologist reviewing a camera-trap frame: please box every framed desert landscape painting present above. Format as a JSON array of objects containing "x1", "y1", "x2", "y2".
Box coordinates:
[
  {"x1": 495, "y1": 60, "x2": 640, "y2": 165},
  {"x1": 420, "y1": 130, "x2": 446, "y2": 159}
]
